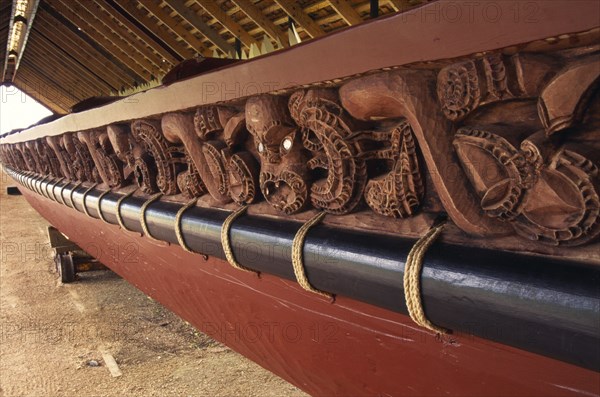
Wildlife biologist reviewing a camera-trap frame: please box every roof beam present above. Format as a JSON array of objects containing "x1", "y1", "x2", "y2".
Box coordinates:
[
  {"x1": 33, "y1": 14, "x2": 129, "y2": 90},
  {"x1": 129, "y1": 0, "x2": 210, "y2": 57},
  {"x1": 164, "y1": 0, "x2": 234, "y2": 55},
  {"x1": 327, "y1": 0, "x2": 363, "y2": 26},
  {"x1": 14, "y1": 78, "x2": 69, "y2": 114},
  {"x1": 39, "y1": 3, "x2": 139, "y2": 86},
  {"x1": 114, "y1": 0, "x2": 195, "y2": 60},
  {"x1": 47, "y1": 0, "x2": 155, "y2": 81},
  {"x1": 94, "y1": 0, "x2": 181, "y2": 65},
  {"x1": 196, "y1": 1, "x2": 257, "y2": 49},
  {"x1": 3, "y1": 0, "x2": 41, "y2": 83},
  {"x1": 72, "y1": 0, "x2": 171, "y2": 72},
  {"x1": 387, "y1": 0, "x2": 423, "y2": 12},
  {"x1": 272, "y1": 0, "x2": 325, "y2": 38},
  {"x1": 230, "y1": 0, "x2": 288, "y2": 47}
]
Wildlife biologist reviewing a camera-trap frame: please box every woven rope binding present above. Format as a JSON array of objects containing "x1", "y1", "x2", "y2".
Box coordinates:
[
  {"x1": 291, "y1": 212, "x2": 333, "y2": 300},
  {"x1": 403, "y1": 222, "x2": 448, "y2": 334},
  {"x1": 175, "y1": 198, "x2": 198, "y2": 253},
  {"x1": 116, "y1": 190, "x2": 136, "y2": 231},
  {"x1": 81, "y1": 183, "x2": 98, "y2": 217},
  {"x1": 220, "y1": 206, "x2": 258, "y2": 274},
  {"x1": 96, "y1": 190, "x2": 111, "y2": 224},
  {"x1": 140, "y1": 193, "x2": 163, "y2": 241}
]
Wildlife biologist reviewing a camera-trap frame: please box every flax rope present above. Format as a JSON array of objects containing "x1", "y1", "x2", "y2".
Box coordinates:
[
  {"x1": 403, "y1": 222, "x2": 448, "y2": 334},
  {"x1": 58, "y1": 180, "x2": 71, "y2": 205},
  {"x1": 49, "y1": 177, "x2": 64, "y2": 202},
  {"x1": 116, "y1": 190, "x2": 136, "y2": 231},
  {"x1": 220, "y1": 206, "x2": 258, "y2": 274},
  {"x1": 140, "y1": 193, "x2": 163, "y2": 241},
  {"x1": 37, "y1": 175, "x2": 49, "y2": 195},
  {"x1": 175, "y1": 198, "x2": 198, "y2": 253},
  {"x1": 68, "y1": 181, "x2": 83, "y2": 208},
  {"x1": 96, "y1": 190, "x2": 111, "y2": 224},
  {"x1": 81, "y1": 183, "x2": 98, "y2": 217},
  {"x1": 291, "y1": 212, "x2": 333, "y2": 299}
]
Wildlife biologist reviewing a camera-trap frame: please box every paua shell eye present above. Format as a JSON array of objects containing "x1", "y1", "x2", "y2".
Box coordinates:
[
  {"x1": 257, "y1": 142, "x2": 265, "y2": 153},
  {"x1": 281, "y1": 136, "x2": 293, "y2": 153}
]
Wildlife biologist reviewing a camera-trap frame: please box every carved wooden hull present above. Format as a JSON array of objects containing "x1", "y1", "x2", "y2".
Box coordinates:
[{"x1": 1, "y1": 1, "x2": 600, "y2": 395}]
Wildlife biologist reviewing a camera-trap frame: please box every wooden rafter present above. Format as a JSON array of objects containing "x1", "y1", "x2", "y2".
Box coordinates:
[
  {"x1": 33, "y1": 13, "x2": 130, "y2": 90},
  {"x1": 93, "y1": 0, "x2": 181, "y2": 65},
  {"x1": 14, "y1": 78, "x2": 69, "y2": 114},
  {"x1": 131, "y1": 0, "x2": 210, "y2": 57},
  {"x1": 387, "y1": 0, "x2": 423, "y2": 12},
  {"x1": 327, "y1": 0, "x2": 363, "y2": 26},
  {"x1": 50, "y1": 0, "x2": 164, "y2": 78},
  {"x1": 72, "y1": 0, "x2": 169, "y2": 73},
  {"x1": 114, "y1": 0, "x2": 195, "y2": 60},
  {"x1": 197, "y1": 1, "x2": 258, "y2": 49},
  {"x1": 45, "y1": 0, "x2": 150, "y2": 82},
  {"x1": 230, "y1": 0, "x2": 288, "y2": 47},
  {"x1": 272, "y1": 0, "x2": 325, "y2": 38},
  {"x1": 18, "y1": 59, "x2": 81, "y2": 105},
  {"x1": 29, "y1": 30, "x2": 115, "y2": 93},
  {"x1": 164, "y1": 0, "x2": 234, "y2": 55}
]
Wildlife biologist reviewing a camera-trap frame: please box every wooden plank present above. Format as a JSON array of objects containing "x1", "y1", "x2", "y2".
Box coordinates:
[
  {"x1": 54, "y1": 0, "x2": 165, "y2": 76},
  {"x1": 272, "y1": 0, "x2": 326, "y2": 38},
  {"x1": 197, "y1": 1, "x2": 257, "y2": 49},
  {"x1": 114, "y1": 0, "x2": 195, "y2": 60},
  {"x1": 3, "y1": 0, "x2": 597, "y2": 144},
  {"x1": 388, "y1": 0, "x2": 422, "y2": 12},
  {"x1": 230, "y1": 0, "x2": 289, "y2": 47},
  {"x1": 33, "y1": 15, "x2": 128, "y2": 91},
  {"x1": 73, "y1": 0, "x2": 172, "y2": 72},
  {"x1": 13, "y1": 78, "x2": 69, "y2": 114},
  {"x1": 164, "y1": 0, "x2": 234, "y2": 55},
  {"x1": 131, "y1": 0, "x2": 211, "y2": 57},
  {"x1": 38, "y1": 4, "x2": 139, "y2": 87},
  {"x1": 16, "y1": 62, "x2": 81, "y2": 109},
  {"x1": 327, "y1": 0, "x2": 363, "y2": 25},
  {"x1": 26, "y1": 34, "x2": 114, "y2": 95},
  {"x1": 46, "y1": 0, "x2": 154, "y2": 81},
  {"x1": 93, "y1": 0, "x2": 180, "y2": 65}
]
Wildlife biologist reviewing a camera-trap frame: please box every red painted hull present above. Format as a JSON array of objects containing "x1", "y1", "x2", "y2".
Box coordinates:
[{"x1": 21, "y1": 187, "x2": 600, "y2": 396}]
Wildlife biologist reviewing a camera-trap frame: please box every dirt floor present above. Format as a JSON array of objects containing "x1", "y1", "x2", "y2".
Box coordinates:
[{"x1": 0, "y1": 168, "x2": 306, "y2": 396}]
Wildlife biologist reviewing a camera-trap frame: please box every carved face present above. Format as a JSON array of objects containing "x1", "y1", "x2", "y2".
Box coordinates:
[{"x1": 246, "y1": 95, "x2": 310, "y2": 214}]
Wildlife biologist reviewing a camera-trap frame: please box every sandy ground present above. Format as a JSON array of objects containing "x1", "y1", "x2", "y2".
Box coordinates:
[{"x1": 0, "y1": 169, "x2": 306, "y2": 397}]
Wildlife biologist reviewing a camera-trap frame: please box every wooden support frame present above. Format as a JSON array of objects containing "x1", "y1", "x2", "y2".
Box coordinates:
[
  {"x1": 164, "y1": 0, "x2": 234, "y2": 56},
  {"x1": 46, "y1": 0, "x2": 154, "y2": 81},
  {"x1": 230, "y1": 0, "x2": 288, "y2": 47},
  {"x1": 327, "y1": 0, "x2": 363, "y2": 26},
  {"x1": 197, "y1": 1, "x2": 258, "y2": 49},
  {"x1": 93, "y1": 0, "x2": 181, "y2": 65},
  {"x1": 13, "y1": 78, "x2": 69, "y2": 114},
  {"x1": 131, "y1": 0, "x2": 211, "y2": 57},
  {"x1": 272, "y1": 0, "x2": 325, "y2": 38}
]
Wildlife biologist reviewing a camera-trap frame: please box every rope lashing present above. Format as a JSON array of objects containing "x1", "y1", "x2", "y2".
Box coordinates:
[
  {"x1": 403, "y1": 221, "x2": 448, "y2": 334},
  {"x1": 68, "y1": 181, "x2": 83, "y2": 209},
  {"x1": 140, "y1": 193, "x2": 163, "y2": 241},
  {"x1": 96, "y1": 190, "x2": 111, "y2": 224},
  {"x1": 220, "y1": 205, "x2": 259, "y2": 274},
  {"x1": 175, "y1": 198, "x2": 198, "y2": 253},
  {"x1": 81, "y1": 183, "x2": 98, "y2": 217},
  {"x1": 291, "y1": 212, "x2": 333, "y2": 300},
  {"x1": 58, "y1": 179, "x2": 72, "y2": 205},
  {"x1": 37, "y1": 175, "x2": 49, "y2": 195},
  {"x1": 116, "y1": 190, "x2": 136, "y2": 231},
  {"x1": 48, "y1": 177, "x2": 64, "y2": 202}
]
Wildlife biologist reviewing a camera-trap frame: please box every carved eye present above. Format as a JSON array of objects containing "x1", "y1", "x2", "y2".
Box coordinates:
[
  {"x1": 257, "y1": 142, "x2": 265, "y2": 154},
  {"x1": 281, "y1": 137, "x2": 293, "y2": 153}
]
